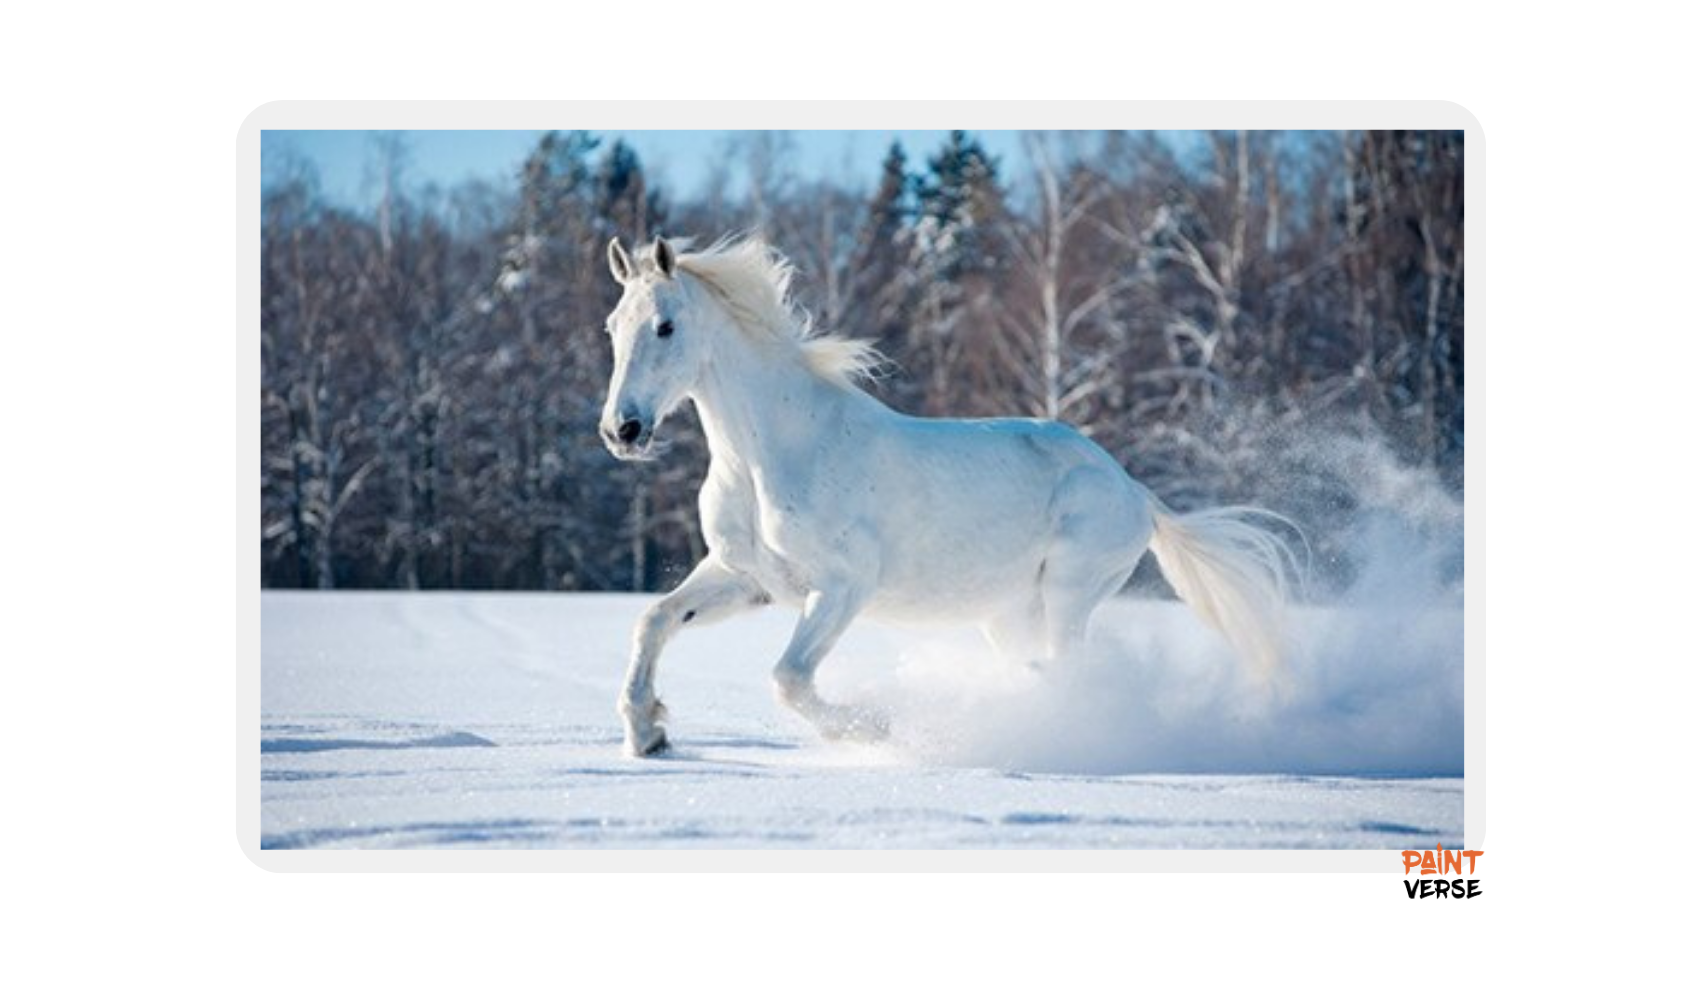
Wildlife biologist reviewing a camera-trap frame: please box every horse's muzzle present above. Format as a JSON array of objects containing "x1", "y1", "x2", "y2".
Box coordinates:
[{"x1": 601, "y1": 418, "x2": 655, "y2": 461}]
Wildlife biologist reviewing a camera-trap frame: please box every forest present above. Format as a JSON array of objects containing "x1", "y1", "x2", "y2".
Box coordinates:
[{"x1": 260, "y1": 129, "x2": 1464, "y2": 593}]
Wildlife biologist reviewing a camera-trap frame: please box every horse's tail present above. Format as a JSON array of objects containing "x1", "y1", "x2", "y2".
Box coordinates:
[{"x1": 1146, "y1": 497, "x2": 1302, "y2": 685}]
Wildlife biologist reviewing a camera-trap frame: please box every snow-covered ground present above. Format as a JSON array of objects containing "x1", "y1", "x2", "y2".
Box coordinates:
[{"x1": 260, "y1": 591, "x2": 1463, "y2": 849}]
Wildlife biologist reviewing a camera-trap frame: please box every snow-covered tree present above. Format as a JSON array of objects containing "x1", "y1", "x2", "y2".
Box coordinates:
[
  {"x1": 259, "y1": 128, "x2": 1465, "y2": 594},
  {"x1": 906, "y1": 130, "x2": 1008, "y2": 415}
]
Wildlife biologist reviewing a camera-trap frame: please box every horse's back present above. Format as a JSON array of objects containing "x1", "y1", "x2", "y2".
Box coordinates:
[{"x1": 885, "y1": 415, "x2": 1140, "y2": 507}]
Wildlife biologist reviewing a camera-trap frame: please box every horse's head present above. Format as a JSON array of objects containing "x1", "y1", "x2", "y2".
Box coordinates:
[{"x1": 599, "y1": 235, "x2": 711, "y2": 461}]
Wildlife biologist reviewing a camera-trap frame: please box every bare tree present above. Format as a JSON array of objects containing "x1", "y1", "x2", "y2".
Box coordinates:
[
  {"x1": 260, "y1": 187, "x2": 382, "y2": 588},
  {"x1": 259, "y1": 128, "x2": 1465, "y2": 595},
  {"x1": 997, "y1": 133, "x2": 1135, "y2": 428}
]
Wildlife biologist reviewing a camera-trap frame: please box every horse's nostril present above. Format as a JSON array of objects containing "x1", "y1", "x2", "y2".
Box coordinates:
[{"x1": 617, "y1": 419, "x2": 643, "y2": 444}]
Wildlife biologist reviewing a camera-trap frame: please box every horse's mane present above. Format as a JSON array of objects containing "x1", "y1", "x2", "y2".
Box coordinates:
[{"x1": 645, "y1": 235, "x2": 886, "y2": 388}]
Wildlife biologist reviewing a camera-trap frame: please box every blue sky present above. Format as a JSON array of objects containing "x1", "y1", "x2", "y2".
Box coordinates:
[{"x1": 262, "y1": 130, "x2": 1040, "y2": 208}]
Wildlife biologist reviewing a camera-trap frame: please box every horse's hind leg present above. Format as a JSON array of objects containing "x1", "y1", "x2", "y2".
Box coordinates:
[
  {"x1": 1035, "y1": 471, "x2": 1151, "y2": 665},
  {"x1": 1038, "y1": 556, "x2": 1137, "y2": 665},
  {"x1": 619, "y1": 558, "x2": 767, "y2": 756},
  {"x1": 982, "y1": 590, "x2": 1047, "y2": 669}
]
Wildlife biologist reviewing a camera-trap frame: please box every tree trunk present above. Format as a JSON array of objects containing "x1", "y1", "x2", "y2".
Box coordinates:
[{"x1": 629, "y1": 483, "x2": 649, "y2": 592}]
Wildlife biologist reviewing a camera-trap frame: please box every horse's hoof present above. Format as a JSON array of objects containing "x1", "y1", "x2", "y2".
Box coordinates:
[
  {"x1": 628, "y1": 730, "x2": 670, "y2": 757},
  {"x1": 854, "y1": 714, "x2": 891, "y2": 742},
  {"x1": 824, "y1": 709, "x2": 890, "y2": 744}
]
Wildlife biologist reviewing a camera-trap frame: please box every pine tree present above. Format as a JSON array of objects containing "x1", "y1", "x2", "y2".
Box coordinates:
[
  {"x1": 913, "y1": 130, "x2": 1003, "y2": 276},
  {"x1": 864, "y1": 142, "x2": 913, "y2": 264},
  {"x1": 596, "y1": 139, "x2": 665, "y2": 242},
  {"x1": 906, "y1": 130, "x2": 1007, "y2": 414},
  {"x1": 845, "y1": 142, "x2": 917, "y2": 404}
]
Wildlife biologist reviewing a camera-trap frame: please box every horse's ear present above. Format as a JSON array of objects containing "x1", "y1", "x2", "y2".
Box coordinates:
[
  {"x1": 607, "y1": 237, "x2": 633, "y2": 284},
  {"x1": 653, "y1": 236, "x2": 676, "y2": 279}
]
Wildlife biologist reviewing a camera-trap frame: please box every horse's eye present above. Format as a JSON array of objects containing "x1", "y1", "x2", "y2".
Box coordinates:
[{"x1": 657, "y1": 320, "x2": 675, "y2": 339}]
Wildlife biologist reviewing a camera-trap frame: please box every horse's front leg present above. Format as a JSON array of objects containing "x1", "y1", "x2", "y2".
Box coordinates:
[
  {"x1": 619, "y1": 557, "x2": 767, "y2": 756},
  {"x1": 772, "y1": 585, "x2": 888, "y2": 742}
]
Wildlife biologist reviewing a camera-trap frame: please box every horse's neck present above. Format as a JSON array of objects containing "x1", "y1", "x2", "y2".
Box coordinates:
[{"x1": 691, "y1": 339, "x2": 854, "y2": 479}]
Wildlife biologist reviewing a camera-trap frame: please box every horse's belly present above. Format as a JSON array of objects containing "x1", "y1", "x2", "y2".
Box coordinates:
[
  {"x1": 717, "y1": 513, "x2": 1044, "y2": 620},
  {"x1": 861, "y1": 571, "x2": 1036, "y2": 623},
  {"x1": 863, "y1": 516, "x2": 1050, "y2": 622}
]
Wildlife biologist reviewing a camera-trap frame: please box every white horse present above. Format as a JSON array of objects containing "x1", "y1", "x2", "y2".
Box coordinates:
[{"x1": 600, "y1": 234, "x2": 1297, "y2": 756}]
